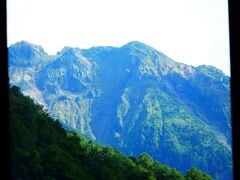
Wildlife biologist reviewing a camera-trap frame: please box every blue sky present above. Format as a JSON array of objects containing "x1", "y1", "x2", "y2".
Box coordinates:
[{"x1": 7, "y1": 0, "x2": 230, "y2": 75}]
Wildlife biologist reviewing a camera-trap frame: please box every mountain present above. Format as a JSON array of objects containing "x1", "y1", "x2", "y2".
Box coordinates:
[
  {"x1": 9, "y1": 40, "x2": 232, "y2": 179},
  {"x1": 10, "y1": 85, "x2": 213, "y2": 179}
]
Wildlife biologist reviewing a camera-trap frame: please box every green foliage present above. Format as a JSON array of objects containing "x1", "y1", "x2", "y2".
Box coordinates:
[
  {"x1": 116, "y1": 85, "x2": 232, "y2": 179},
  {"x1": 136, "y1": 153, "x2": 154, "y2": 169},
  {"x1": 10, "y1": 85, "x2": 213, "y2": 180},
  {"x1": 186, "y1": 167, "x2": 213, "y2": 180}
]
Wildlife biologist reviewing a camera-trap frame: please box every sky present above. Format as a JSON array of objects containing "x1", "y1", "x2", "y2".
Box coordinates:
[{"x1": 7, "y1": 0, "x2": 230, "y2": 75}]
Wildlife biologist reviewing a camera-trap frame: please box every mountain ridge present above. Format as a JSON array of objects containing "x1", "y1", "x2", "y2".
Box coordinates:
[
  {"x1": 9, "y1": 40, "x2": 232, "y2": 179},
  {"x1": 11, "y1": 41, "x2": 230, "y2": 77}
]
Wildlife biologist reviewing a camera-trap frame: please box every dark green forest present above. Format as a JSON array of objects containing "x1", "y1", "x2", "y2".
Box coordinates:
[{"x1": 10, "y1": 85, "x2": 213, "y2": 180}]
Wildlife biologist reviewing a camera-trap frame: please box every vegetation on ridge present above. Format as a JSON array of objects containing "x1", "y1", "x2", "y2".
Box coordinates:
[{"x1": 10, "y1": 85, "x2": 213, "y2": 180}]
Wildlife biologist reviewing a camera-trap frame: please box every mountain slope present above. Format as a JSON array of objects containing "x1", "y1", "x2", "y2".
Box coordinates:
[
  {"x1": 9, "y1": 41, "x2": 232, "y2": 179},
  {"x1": 10, "y1": 85, "x2": 213, "y2": 180}
]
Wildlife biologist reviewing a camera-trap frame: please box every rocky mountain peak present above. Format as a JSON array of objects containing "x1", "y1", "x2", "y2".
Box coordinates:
[{"x1": 9, "y1": 41, "x2": 232, "y2": 179}]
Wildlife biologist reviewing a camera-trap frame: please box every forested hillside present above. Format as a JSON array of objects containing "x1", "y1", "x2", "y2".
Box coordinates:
[
  {"x1": 10, "y1": 85, "x2": 213, "y2": 180},
  {"x1": 9, "y1": 41, "x2": 232, "y2": 179}
]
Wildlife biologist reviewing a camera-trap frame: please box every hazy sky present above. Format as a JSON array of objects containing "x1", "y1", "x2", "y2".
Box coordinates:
[{"x1": 7, "y1": 0, "x2": 230, "y2": 75}]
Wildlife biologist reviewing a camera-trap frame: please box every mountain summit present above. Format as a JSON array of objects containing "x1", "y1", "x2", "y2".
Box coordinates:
[{"x1": 9, "y1": 41, "x2": 232, "y2": 180}]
